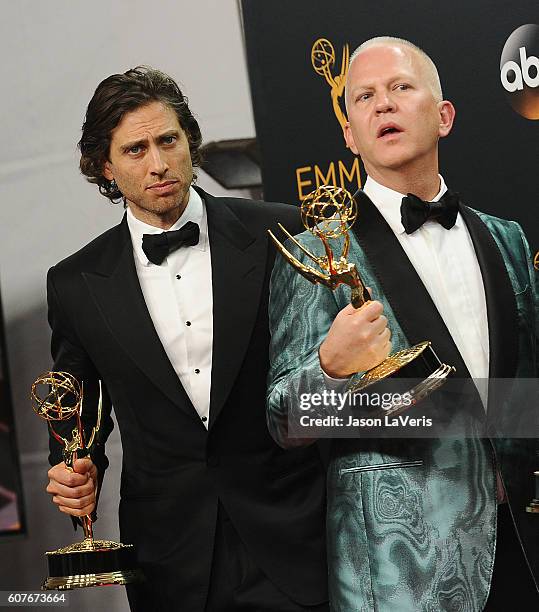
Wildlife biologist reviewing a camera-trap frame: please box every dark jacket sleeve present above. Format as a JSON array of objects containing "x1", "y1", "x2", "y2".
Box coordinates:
[{"x1": 46, "y1": 266, "x2": 114, "y2": 528}]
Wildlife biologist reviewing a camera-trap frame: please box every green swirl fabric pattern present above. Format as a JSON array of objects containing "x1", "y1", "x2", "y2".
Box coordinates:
[{"x1": 267, "y1": 209, "x2": 537, "y2": 611}]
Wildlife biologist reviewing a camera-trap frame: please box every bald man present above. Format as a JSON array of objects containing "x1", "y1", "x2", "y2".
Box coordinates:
[{"x1": 267, "y1": 37, "x2": 538, "y2": 611}]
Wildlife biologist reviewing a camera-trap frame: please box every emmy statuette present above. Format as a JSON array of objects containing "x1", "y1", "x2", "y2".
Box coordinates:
[
  {"x1": 31, "y1": 372, "x2": 143, "y2": 590},
  {"x1": 269, "y1": 185, "x2": 455, "y2": 417}
]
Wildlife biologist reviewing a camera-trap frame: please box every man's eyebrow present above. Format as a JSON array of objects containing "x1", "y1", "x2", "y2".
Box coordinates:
[
  {"x1": 350, "y1": 82, "x2": 373, "y2": 90},
  {"x1": 388, "y1": 74, "x2": 414, "y2": 83},
  {"x1": 120, "y1": 130, "x2": 180, "y2": 152},
  {"x1": 349, "y1": 81, "x2": 377, "y2": 93},
  {"x1": 120, "y1": 137, "x2": 148, "y2": 152},
  {"x1": 157, "y1": 129, "x2": 181, "y2": 142},
  {"x1": 350, "y1": 73, "x2": 415, "y2": 91}
]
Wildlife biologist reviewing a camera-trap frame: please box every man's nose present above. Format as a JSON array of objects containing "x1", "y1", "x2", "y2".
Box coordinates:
[
  {"x1": 374, "y1": 92, "x2": 396, "y2": 114},
  {"x1": 148, "y1": 145, "x2": 168, "y2": 175}
]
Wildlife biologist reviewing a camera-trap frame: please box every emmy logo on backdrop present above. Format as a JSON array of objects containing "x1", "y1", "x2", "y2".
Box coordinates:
[
  {"x1": 293, "y1": 38, "x2": 361, "y2": 201},
  {"x1": 311, "y1": 38, "x2": 349, "y2": 131},
  {"x1": 269, "y1": 185, "x2": 455, "y2": 417},
  {"x1": 31, "y1": 372, "x2": 143, "y2": 590}
]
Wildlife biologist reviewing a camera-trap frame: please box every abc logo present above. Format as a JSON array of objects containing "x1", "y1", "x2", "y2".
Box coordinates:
[{"x1": 500, "y1": 24, "x2": 539, "y2": 120}]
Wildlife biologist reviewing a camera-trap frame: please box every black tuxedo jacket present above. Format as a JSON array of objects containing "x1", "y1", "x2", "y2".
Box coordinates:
[{"x1": 47, "y1": 187, "x2": 328, "y2": 610}]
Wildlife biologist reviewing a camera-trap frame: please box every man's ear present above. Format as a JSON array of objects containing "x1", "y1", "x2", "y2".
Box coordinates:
[
  {"x1": 438, "y1": 100, "x2": 456, "y2": 138},
  {"x1": 343, "y1": 122, "x2": 359, "y2": 155},
  {"x1": 103, "y1": 161, "x2": 114, "y2": 181}
]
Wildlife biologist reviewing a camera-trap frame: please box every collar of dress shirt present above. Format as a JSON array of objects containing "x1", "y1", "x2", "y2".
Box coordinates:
[
  {"x1": 363, "y1": 175, "x2": 460, "y2": 235},
  {"x1": 126, "y1": 185, "x2": 208, "y2": 266}
]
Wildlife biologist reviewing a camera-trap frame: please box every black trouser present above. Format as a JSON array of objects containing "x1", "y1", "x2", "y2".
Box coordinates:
[
  {"x1": 484, "y1": 504, "x2": 538, "y2": 610},
  {"x1": 204, "y1": 504, "x2": 329, "y2": 612}
]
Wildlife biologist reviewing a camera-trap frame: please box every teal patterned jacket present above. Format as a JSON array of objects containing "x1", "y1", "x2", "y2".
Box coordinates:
[{"x1": 267, "y1": 193, "x2": 538, "y2": 612}]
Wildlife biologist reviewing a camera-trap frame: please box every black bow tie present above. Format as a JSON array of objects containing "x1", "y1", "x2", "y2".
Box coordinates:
[
  {"x1": 142, "y1": 221, "x2": 200, "y2": 265},
  {"x1": 400, "y1": 190, "x2": 459, "y2": 234}
]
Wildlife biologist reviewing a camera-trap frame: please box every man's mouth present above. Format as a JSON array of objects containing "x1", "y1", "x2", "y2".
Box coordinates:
[
  {"x1": 377, "y1": 124, "x2": 403, "y2": 138},
  {"x1": 147, "y1": 180, "x2": 178, "y2": 191}
]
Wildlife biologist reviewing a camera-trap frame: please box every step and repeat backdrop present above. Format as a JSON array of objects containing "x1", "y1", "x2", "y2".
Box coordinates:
[{"x1": 240, "y1": 0, "x2": 538, "y2": 267}]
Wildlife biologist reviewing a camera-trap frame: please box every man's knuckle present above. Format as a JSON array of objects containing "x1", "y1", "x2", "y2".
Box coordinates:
[{"x1": 78, "y1": 484, "x2": 93, "y2": 498}]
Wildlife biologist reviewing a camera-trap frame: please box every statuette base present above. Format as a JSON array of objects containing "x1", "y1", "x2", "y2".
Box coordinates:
[{"x1": 42, "y1": 538, "x2": 143, "y2": 590}]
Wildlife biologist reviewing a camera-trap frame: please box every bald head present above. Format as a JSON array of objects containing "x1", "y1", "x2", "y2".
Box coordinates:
[{"x1": 346, "y1": 36, "x2": 443, "y2": 110}]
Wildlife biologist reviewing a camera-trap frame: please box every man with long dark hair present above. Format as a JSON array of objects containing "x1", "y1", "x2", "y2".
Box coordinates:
[{"x1": 44, "y1": 66, "x2": 328, "y2": 612}]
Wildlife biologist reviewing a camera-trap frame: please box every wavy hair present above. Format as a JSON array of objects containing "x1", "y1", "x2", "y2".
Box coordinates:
[{"x1": 78, "y1": 66, "x2": 202, "y2": 203}]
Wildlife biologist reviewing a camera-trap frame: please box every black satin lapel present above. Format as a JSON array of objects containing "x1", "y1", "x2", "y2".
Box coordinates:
[
  {"x1": 83, "y1": 223, "x2": 199, "y2": 420},
  {"x1": 458, "y1": 206, "x2": 519, "y2": 379},
  {"x1": 351, "y1": 191, "x2": 471, "y2": 378},
  {"x1": 203, "y1": 193, "x2": 265, "y2": 428}
]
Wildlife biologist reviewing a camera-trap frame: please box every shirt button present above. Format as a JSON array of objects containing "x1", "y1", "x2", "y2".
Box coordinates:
[
  {"x1": 186, "y1": 321, "x2": 191, "y2": 326},
  {"x1": 201, "y1": 416, "x2": 207, "y2": 422},
  {"x1": 194, "y1": 368, "x2": 200, "y2": 374},
  {"x1": 176, "y1": 274, "x2": 181, "y2": 280}
]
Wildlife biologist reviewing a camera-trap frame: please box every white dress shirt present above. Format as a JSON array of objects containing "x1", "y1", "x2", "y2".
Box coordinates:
[
  {"x1": 126, "y1": 187, "x2": 213, "y2": 427},
  {"x1": 363, "y1": 176, "x2": 489, "y2": 405}
]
